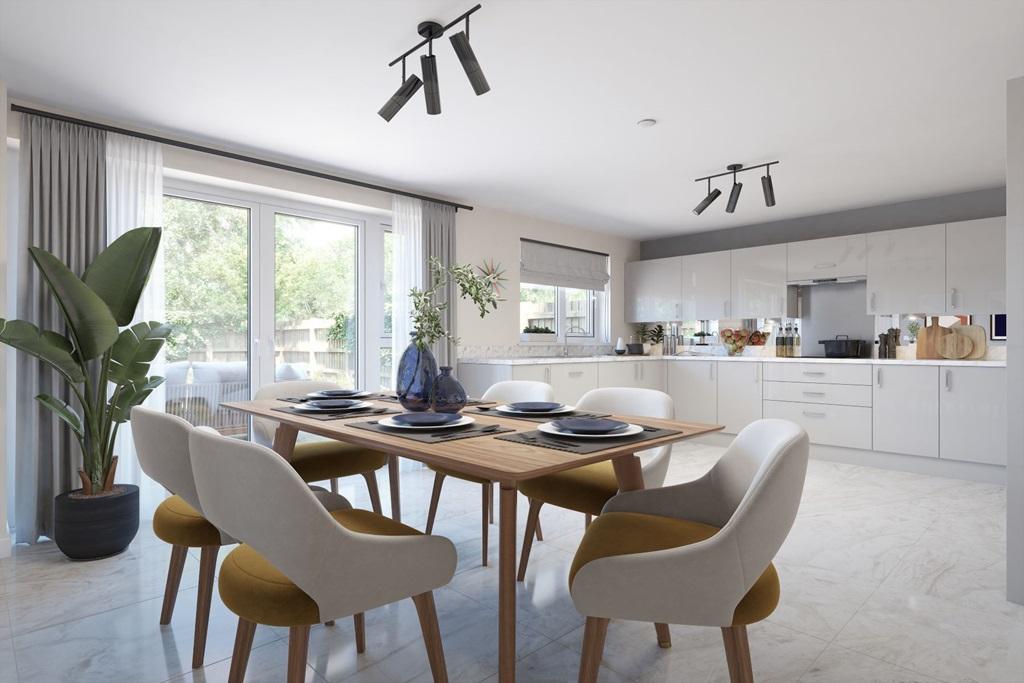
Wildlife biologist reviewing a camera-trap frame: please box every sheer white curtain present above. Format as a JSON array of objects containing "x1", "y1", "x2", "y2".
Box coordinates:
[
  {"x1": 391, "y1": 195, "x2": 424, "y2": 385},
  {"x1": 105, "y1": 134, "x2": 163, "y2": 504}
]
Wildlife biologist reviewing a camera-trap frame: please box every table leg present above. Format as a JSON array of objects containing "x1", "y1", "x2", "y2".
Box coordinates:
[
  {"x1": 388, "y1": 455, "x2": 402, "y2": 522},
  {"x1": 498, "y1": 483, "x2": 517, "y2": 682},
  {"x1": 272, "y1": 424, "x2": 298, "y2": 458},
  {"x1": 612, "y1": 453, "x2": 671, "y2": 648}
]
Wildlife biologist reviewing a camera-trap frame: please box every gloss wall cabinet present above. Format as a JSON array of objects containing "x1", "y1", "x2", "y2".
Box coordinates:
[
  {"x1": 865, "y1": 224, "x2": 946, "y2": 314},
  {"x1": 625, "y1": 256, "x2": 682, "y2": 323},
  {"x1": 730, "y1": 244, "x2": 788, "y2": 318},
  {"x1": 872, "y1": 364, "x2": 939, "y2": 458},
  {"x1": 786, "y1": 234, "x2": 867, "y2": 282},
  {"x1": 939, "y1": 366, "x2": 1006, "y2": 466},
  {"x1": 945, "y1": 217, "x2": 1006, "y2": 314},
  {"x1": 680, "y1": 250, "x2": 732, "y2": 320}
]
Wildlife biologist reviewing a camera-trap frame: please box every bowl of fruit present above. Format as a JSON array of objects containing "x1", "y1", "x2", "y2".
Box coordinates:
[{"x1": 720, "y1": 328, "x2": 767, "y2": 355}]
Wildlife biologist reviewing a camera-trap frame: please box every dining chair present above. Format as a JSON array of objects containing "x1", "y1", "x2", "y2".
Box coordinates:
[
  {"x1": 188, "y1": 427, "x2": 458, "y2": 683},
  {"x1": 423, "y1": 380, "x2": 553, "y2": 566},
  {"x1": 569, "y1": 419, "x2": 809, "y2": 683},
  {"x1": 253, "y1": 380, "x2": 388, "y2": 511},
  {"x1": 516, "y1": 387, "x2": 674, "y2": 582}
]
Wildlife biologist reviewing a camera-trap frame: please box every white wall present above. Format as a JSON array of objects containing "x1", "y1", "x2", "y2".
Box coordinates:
[{"x1": 1006, "y1": 76, "x2": 1023, "y2": 605}]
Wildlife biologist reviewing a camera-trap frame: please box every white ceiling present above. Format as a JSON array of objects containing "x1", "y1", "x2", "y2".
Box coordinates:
[{"x1": 1, "y1": 0, "x2": 1022, "y2": 239}]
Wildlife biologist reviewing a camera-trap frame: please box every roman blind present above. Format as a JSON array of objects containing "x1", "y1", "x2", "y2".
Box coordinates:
[{"x1": 520, "y1": 239, "x2": 610, "y2": 291}]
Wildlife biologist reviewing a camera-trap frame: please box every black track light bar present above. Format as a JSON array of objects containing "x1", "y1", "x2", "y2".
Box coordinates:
[
  {"x1": 694, "y1": 161, "x2": 779, "y2": 184},
  {"x1": 388, "y1": 4, "x2": 483, "y2": 67}
]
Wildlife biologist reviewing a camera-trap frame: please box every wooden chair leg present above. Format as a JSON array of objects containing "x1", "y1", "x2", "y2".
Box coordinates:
[
  {"x1": 721, "y1": 625, "x2": 753, "y2": 683},
  {"x1": 287, "y1": 625, "x2": 312, "y2": 683},
  {"x1": 330, "y1": 477, "x2": 338, "y2": 494},
  {"x1": 481, "y1": 483, "x2": 490, "y2": 566},
  {"x1": 578, "y1": 616, "x2": 609, "y2": 683},
  {"x1": 535, "y1": 517, "x2": 543, "y2": 541},
  {"x1": 655, "y1": 622, "x2": 672, "y2": 648},
  {"x1": 388, "y1": 454, "x2": 402, "y2": 522},
  {"x1": 354, "y1": 612, "x2": 366, "y2": 654},
  {"x1": 487, "y1": 482, "x2": 494, "y2": 524},
  {"x1": 363, "y1": 471, "x2": 383, "y2": 514},
  {"x1": 412, "y1": 592, "x2": 449, "y2": 683},
  {"x1": 227, "y1": 618, "x2": 257, "y2": 683},
  {"x1": 425, "y1": 472, "x2": 446, "y2": 534},
  {"x1": 193, "y1": 546, "x2": 219, "y2": 668},
  {"x1": 517, "y1": 498, "x2": 544, "y2": 582},
  {"x1": 585, "y1": 513, "x2": 592, "y2": 529},
  {"x1": 159, "y1": 544, "x2": 188, "y2": 625}
]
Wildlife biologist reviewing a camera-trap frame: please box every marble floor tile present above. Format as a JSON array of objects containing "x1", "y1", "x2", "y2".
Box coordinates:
[
  {"x1": 0, "y1": 637, "x2": 18, "y2": 681},
  {"x1": 164, "y1": 638, "x2": 327, "y2": 683},
  {"x1": 800, "y1": 644, "x2": 943, "y2": 682},
  {"x1": 481, "y1": 641, "x2": 629, "y2": 683},
  {"x1": 768, "y1": 561, "x2": 880, "y2": 640}
]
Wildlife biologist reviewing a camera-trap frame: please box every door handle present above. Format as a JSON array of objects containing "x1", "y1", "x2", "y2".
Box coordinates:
[
  {"x1": 802, "y1": 410, "x2": 827, "y2": 418},
  {"x1": 568, "y1": 371, "x2": 583, "y2": 378},
  {"x1": 814, "y1": 262, "x2": 837, "y2": 269},
  {"x1": 754, "y1": 364, "x2": 760, "y2": 383},
  {"x1": 876, "y1": 368, "x2": 882, "y2": 388},
  {"x1": 802, "y1": 371, "x2": 826, "y2": 376},
  {"x1": 950, "y1": 288, "x2": 958, "y2": 309},
  {"x1": 802, "y1": 391, "x2": 826, "y2": 397},
  {"x1": 723, "y1": 300, "x2": 729, "y2": 317},
  {"x1": 710, "y1": 363, "x2": 715, "y2": 380},
  {"x1": 870, "y1": 292, "x2": 877, "y2": 312},
  {"x1": 944, "y1": 369, "x2": 952, "y2": 391}
]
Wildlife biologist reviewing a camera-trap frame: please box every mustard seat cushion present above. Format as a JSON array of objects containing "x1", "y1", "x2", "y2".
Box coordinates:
[
  {"x1": 569, "y1": 511, "x2": 780, "y2": 626},
  {"x1": 218, "y1": 509, "x2": 422, "y2": 627},
  {"x1": 288, "y1": 440, "x2": 388, "y2": 483},
  {"x1": 153, "y1": 495, "x2": 223, "y2": 547},
  {"x1": 428, "y1": 464, "x2": 490, "y2": 485},
  {"x1": 518, "y1": 461, "x2": 618, "y2": 516}
]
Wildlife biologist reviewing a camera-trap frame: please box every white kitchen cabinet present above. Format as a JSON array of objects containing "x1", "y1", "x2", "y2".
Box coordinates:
[
  {"x1": 762, "y1": 362, "x2": 872, "y2": 385},
  {"x1": 945, "y1": 217, "x2": 1006, "y2": 314},
  {"x1": 680, "y1": 251, "x2": 731, "y2": 320},
  {"x1": 625, "y1": 257, "x2": 682, "y2": 322},
  {"x1": 865, "y1": 224, "x2": 945, "y2": 314},
  {"x1": 597, "y1": 360, "x2": 663, "y2": 391},
  {"x1": 666, "y1": 360, "x2": 717, "y2": 424},
  {"x1": 763, "y1": 400, "x2": 873, "y2": 450},
  {"x1": 511, "y1": 364, "x2": 551, "y2": 384},
  {"x1": 787, "y1": 234, "x2": 867, "y2": 282},
  {"x1": 730, "y1": 244, "x2": 787, "y2": 318},
  {"x1": 872, "y1": 364, "x2": 938, "y2": 457},
  {"x1": 549, "y1": 363, "x2": 599, "y2": 405},
  {"x1": 716, "y1": 361, "x2": 762, "y2": 434},
  {"x1": 939, "y1": 366, "x2": 1006, "y2": 465}
]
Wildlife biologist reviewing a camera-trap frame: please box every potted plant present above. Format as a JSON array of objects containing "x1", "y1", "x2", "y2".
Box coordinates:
[
  {"x1": 397, "y1": 258, "x2": 501, "y2": 411},
  {"x1": 0, "y1": 228, "x2": 167, "y2": 560},
  {"x1": 521, "y1": 324, "x2": 556, "y2": 343},
  {"x1": 646, "y1": 324, "x2": 665, "y2": 356}
]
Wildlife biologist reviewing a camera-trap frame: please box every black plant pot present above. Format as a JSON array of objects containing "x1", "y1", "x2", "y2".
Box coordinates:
[{"x1": 53, "y1": 484, "x2": 139, "y2": 560}]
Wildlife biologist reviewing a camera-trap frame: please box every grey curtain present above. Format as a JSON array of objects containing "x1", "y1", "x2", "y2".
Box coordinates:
[
  {"x1": 15, "y1": 115, "x2": 106, "y2": 543},
  {"x1": 422, "y1": 201, "x2": 457, "y2": 366}
]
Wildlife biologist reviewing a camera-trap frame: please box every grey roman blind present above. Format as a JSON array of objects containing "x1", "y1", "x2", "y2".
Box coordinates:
[{"x1": 520, "y1": 239, "x2": 610, "y2": 291}]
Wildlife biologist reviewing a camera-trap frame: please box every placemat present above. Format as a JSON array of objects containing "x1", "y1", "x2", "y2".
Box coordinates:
[
  {"x1": 348, "y1": 420, "x2": 516, "y2": 443},
  {"x1": 494, "y1": 425, "x2": 681, "y2": 454},
  {"x1": 272, "y1": 406, "x2": 400, "y2": 421},
  {"x1": 469, "y1": 407, "x2": 610, "y2": 423}
]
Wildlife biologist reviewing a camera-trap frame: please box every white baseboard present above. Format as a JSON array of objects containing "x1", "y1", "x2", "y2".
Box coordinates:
[{"x1": 689, "y1": 433, "x2": 1006, "y2": 485}]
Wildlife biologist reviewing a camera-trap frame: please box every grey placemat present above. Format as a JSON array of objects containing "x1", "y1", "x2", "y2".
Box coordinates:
[
  {"x1": 494, "y1": 425, "x2": 681, "y2": 454},
  {"x1": 469, "y1": 407, "x2": 610, "y2": 423},
  {"x1": 272, "y1": 406, "x2": 400, "y2": 421},
  {"x1": 348, "y1": 420, "x2": 516, "y2": 443}
]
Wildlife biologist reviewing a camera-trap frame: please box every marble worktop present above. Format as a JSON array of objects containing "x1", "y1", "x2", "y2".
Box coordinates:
[{"x1": 458, "y1": 354, "x2": 1006, "y2": 368}]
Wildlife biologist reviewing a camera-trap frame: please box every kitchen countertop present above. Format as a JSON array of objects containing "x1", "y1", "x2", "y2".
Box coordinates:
[{"x1": 458, "y1": 354, "x2": 1006, "y2": 368}]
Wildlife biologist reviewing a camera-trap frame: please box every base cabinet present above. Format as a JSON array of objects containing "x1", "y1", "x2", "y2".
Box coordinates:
[
  {"x1": 939, "y1": 366, "x2": 1007, "y2": 465},
  {"x1": 716, "y1": 362, "x2": 762, "y2": 434},
  {"x1": 666, "y1": 360, "x2": 717, "y2": 424},
  {"x1": 764, "y1": 400, "x2": 872, "y2": 450},
  {"x1": 549, "y1": 363, "x2": 598, "y2": 405},
  {"x1": 872, "y1": 364, "x2": 939, "y2": 457}
]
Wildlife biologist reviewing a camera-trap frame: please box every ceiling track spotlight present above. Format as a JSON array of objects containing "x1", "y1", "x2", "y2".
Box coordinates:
[
  {"x1": 379, "y1": 4, "x2": 490, "y2": 121},
  {"x1": 693, "y1": 161, "x2": 779, "y2": 215}
]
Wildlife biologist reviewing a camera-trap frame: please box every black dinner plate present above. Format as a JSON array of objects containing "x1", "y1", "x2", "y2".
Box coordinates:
[
  {"x1": 505, "y1": 401, "x2": 564, "y2": 412},
  {"x1": 391, "y1": 412, "x2": 463, "y2": 427},
  {"x1": 551, "y1": 418, "x2": 629, "y2": 435},
  {"x1": 306, "y1": 399, "x2": 364, "y2": 410}
]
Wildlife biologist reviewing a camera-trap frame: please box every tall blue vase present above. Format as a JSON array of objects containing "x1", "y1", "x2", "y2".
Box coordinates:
[
  {"x1": 396, "y1": 342, "x2": 438, "y2": 411},
  {"x1": 432, "y1": 366, "x2": 468, "y2": 413}
]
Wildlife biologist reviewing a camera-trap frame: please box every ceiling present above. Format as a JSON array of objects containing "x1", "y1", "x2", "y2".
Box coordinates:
[{"x1": 1, "y1": 0, "x2": 1022, "y2": 240}]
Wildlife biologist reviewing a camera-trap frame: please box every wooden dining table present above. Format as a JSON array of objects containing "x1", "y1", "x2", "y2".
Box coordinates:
[{"x1": 223, "y1": 398, "x2": 723, "y2": 682}]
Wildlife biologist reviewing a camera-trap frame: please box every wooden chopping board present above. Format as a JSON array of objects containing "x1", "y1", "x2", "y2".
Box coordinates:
[
  {"x1": 916, "y1": 317, "x2": 951, "y2": 359},
  {"x1": 937, "y1": 332, "x2": 974, "y2": 359},
  {"x1": 951, "y1": 324, "x2": 987, "y2": 360}
]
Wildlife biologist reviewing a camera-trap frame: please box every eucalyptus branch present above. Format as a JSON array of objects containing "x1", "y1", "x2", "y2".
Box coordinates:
[{"x1": 409, "y1": 257, "x2": 501, "y2": 350}]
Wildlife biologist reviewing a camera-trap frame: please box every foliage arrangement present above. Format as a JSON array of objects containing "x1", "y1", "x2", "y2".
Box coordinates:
[
  {"x1": 906, "y1": 320, "x2": 921, "y2": 342},
  {"x1": 0, "y1": 228, "x2": 167, "y2": 494},
  {"x1": 522, "y1": 324, "x2": 555, "y2": 334},
  {"x1": 410, "y1": 257, "x2": 502, "y2": 351},
  {"x1": 646, "y1": 324, "x2": 665, "y2": 345}
]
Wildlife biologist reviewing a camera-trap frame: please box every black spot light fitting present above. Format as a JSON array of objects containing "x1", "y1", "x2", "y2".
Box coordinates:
[{"x1": 694, "y1": 161, "x2": 779, "y2": 215}]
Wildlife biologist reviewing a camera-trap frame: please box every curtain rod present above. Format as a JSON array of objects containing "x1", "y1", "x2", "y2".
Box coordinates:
[
  {"x1": 520, "y1": 237, "x2": 609, "y2": 258},
  {"x1": 9, "y1": 103, "x2": 473, "y2": 211}
]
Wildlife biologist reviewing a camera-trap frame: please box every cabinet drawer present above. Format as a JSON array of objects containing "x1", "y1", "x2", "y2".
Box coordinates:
[
  {"x1": 762, "y1": 362, "x2": 872, "y2": 385},
  {"x1": 763, "y1": 400, "x2": 872, "y2": 450},
  {"x1": 763, "y1": 381, "x2": 872, "y2": 407}
]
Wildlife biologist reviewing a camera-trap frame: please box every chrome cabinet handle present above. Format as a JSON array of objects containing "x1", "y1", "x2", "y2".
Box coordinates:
[
  {"x1": 568, "y1": 371, "x2": 583, "y2": 378},
  {"x1": 950, "y1": 288, "x2": 958, "y2": 309},
  {"x1": 876, "y1": 368, "x2": 882, "y2": 388},
  {"x1": 944, "y1": 369, "x2": 952, "y2": 391},
  {"x1": 754, "y1": 364, "x2": 760, "y2": 382},
  {"x1": 545, "y1": 367, "x2": 551, "y2": 382},
  {"x1": 710, "y1": 363, "x2": 716, "y2": 380},
  {"x1": 814, "y1": 262, "x2": 838, "y2": 269},
  {"x1": 802, "y1": 391, "x2": 826, "y2": 397},
  {"x1": 802, "y1": 371, "x2": 826, "y2": 376},
  {"x1": 870, "y1": 292, "x2": 877, "y2": 311},
  {"x1": 802, "y1": 410, "x2": 827, "y2": 418}
]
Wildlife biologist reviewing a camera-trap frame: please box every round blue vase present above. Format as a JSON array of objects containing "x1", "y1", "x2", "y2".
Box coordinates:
[
  {"x1": 396, "y1": 342, "x2": 438, "y2": 412},
  {"x1": 432, "y1": 366, "x2": 468, "y2": 413}
]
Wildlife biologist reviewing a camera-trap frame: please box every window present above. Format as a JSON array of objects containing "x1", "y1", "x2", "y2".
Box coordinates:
[{"x1": 519, "y1": 239, "x2": 608, "y2": 342}]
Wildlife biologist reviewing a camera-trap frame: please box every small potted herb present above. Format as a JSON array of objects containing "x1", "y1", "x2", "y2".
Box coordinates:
[{"x1": 521, "y1": 324, "x2": 557, "y2": 343}]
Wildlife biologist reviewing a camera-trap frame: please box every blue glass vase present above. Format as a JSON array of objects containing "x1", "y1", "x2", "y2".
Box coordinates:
[
  {"x1": 396, "y1": 342, "x2": 438, "y2": 412},
  {"x1": 432, "y1": 366, "x2": 467, "y2": 413}
]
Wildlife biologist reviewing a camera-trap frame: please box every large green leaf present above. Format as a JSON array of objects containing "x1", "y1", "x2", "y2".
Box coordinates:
[
  {"x1": 84, "y1": 228, "x2": 162, "y2": 326},
  {"x1": 109, "y1": 321, "x2": 171, "y2": 385},
  {"x1": 0, "y1": 319, "x2": 84, "y2": 383},
  {"x1": 110, "y1": 376, "x2": 165, "y2": 423},
  {"x1": 29, "y1": 247, "x2": 119, "y2": 360},
  {"x1": 35, "y1": 393, "x2": 84, "y2": 437}
]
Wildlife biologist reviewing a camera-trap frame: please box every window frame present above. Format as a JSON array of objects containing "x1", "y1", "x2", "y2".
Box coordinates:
[{"x1": 518, "y1": 281, "x2": 609, "y2": 345}]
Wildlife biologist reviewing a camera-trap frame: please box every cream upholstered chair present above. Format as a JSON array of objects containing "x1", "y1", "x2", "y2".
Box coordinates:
[
  {"x1": 254, "y1": 380, "x2": 387, "y2": 509},
  {"x1": 130, "y1": 406, "x2": 353, "y2": 669},
  {"x1": 188, "y1": 427, "x2": 457, "y2": 683},
  {"x1": 517, "y1": 387, "x2": 674, "y2": 581},
  {"x1": 424, "y1": 380, "x2": 553, "y2": 565},
  {"x1": 569, "y1": 419, "x2": 809, "y2": 683}
]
